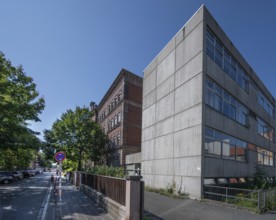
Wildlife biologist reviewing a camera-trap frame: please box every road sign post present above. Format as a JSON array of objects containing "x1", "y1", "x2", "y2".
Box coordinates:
[{"x1": 54, "y1": 152, "x2": 66, "y2": 203}]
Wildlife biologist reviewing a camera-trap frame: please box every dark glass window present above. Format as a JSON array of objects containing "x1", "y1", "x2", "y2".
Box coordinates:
[
  {"x1": 223, "y1": 49, "x2": 231, "y2": 75},
  {"x1": 205, "y1": 127, "x2": 247, "y2": 161},
  {"x1": 215, "y1": 41, "x2": 223, "y2": 67},
  {"x1": 257, "y1": 117, "x2": 274, "y2": 142},
  {"x1": 258, "y1": 147, "x2": 274, "y2": 166},
  {"x1": 205, "y1": 78, "x2": 248, "y2": 126},
  {"x1": 258, "y1": 91, "x2": 274, "y2": 117},
  {"x1": 206, "y1": 31, "x2": 215, "y2": 59}
]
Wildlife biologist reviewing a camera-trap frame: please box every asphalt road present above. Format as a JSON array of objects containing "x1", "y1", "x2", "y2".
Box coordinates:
[{"x1": 0, "y1": 172, "x2": 51, "y2": 220}]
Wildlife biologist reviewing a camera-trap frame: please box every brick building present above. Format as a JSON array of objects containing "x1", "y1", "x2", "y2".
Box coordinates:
[{"x1": 91, "y1": 69, "x2": 143, "y2": 166}]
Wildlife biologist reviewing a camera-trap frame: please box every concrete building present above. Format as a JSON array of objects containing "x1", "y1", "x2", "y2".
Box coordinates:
[
  {"x1": 91, "y1": 69, "x2": 142, "y2": 166},
  {"x1": 141, "y1": 5, "x2": 276, "y2": 199}
]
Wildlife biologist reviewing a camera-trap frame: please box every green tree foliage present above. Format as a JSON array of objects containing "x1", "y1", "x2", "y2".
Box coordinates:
[
  {"x1": 44, "y1": 106, "x2": 108, "y2": 171},
  {"x1": 0, "y1": 52, "x2": 45, "y2": 148},
  {"x1": 0, "y1": 52, "x2": 45, "y2": 170}
]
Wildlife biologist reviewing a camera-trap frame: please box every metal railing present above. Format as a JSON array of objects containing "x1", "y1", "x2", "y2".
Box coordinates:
[
  {"x1": 262, "y1": 188, "x2": 276, "y2": 210},
  {"x1": 204, "y1": 185, "x2": 260, "y2": 210}
]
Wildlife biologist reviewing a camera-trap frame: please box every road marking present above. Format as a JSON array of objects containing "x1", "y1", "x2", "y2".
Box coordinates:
[{"x1": 37, "y1": 185, "x2": 52, "y2": 220}]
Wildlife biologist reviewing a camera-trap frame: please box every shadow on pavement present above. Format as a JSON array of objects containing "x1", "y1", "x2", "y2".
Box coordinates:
[{"x1": 144, "y1": 210, "x2": 164, "y2": 220}]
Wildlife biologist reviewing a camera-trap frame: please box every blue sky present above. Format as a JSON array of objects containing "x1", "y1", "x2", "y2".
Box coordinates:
[{"x1": 1, "y1": 0, "x2": 276, "y2": 140}]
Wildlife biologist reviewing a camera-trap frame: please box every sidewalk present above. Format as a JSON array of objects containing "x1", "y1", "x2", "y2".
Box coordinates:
[
  {"x1": 43, "y1": 179, "x2": 113, "y2": 220},
  {"x1": 144, "y1": 191, "x2": 276, "y2": 220}
]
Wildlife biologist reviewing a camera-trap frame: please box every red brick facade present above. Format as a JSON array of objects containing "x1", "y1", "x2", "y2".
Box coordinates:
[{"x1": 91, "y1": 69, "x2": 142, "y2": 166}]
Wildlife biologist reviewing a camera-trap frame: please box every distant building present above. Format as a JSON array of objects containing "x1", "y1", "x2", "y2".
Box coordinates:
[
  {"x1": 91, "y1": 69, "x2": 143, "y2": 166},
  {"x1": 142, "y1": 5, "x2": 276, "y2": 198}
]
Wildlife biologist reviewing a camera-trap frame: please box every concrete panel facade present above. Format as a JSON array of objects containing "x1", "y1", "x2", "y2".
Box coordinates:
[
  {"x1": 142, "y1": 6, "x2": 204, "y2": 199},
  {"x1": 142, "y1": 5, "x2": 276, "y2": 199}
]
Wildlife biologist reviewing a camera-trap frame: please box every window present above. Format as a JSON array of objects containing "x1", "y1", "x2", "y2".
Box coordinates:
[
  {"x1": 205, "y1": 127, "x2": 247, "y2": 161},
  {"x1": 111, "y1": 118, "x2": 114, "y2": 128},
  {"x1": 118, "y1": 91, "x2": 122, "y2": 101},
  {"x1": 118, "y1": 112, "x2": 121, "y2": 123},
  {"x1": 114, "y1": 114, "x2": 117, "y2": 125},
  {"x1": 117, "y1": 135, "x2": 120, "y2": 146},
  {"x1": 205, "y1": 78, "x2": 248, "y2": 126},
  {"x1": 257, "y1": 147, "x2": 274, "y2": 166},
  {"x1": 206, "y1": 29, "x2": 249, "y2": 92},
  {"x1": 223, "y1": 49, "x2": 231, "y2": 75},
  {"x1": 257, "y1": 117, "x2": 274, "y2": 142},
  {"x1": 223, "y1": 92, "x2": 236, "y2": 120},
  {"x1": 258, "y1": 91, "x2": 274, "y2": 117},
  {"x1": 206, "y1": 30, "x2": 215, "y2": 59},
  {"x1": 230, "y1": 57, "x2": 237, "y2": 81},
  {"x1": 215, "y1": 40, "x2": 223, "y2": 68},
  {"x1": 214, "y1": 94, "x2": 222, "y2": 111}
]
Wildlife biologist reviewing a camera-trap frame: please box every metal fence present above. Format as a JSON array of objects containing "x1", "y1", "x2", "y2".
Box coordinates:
[
  {"x1": 204, "y1": 185, "x2": 260, "y2": 210},
  {"x1": 79, "y1": 172, "x2": 126, "y2": 206},
  {"x1": 262, "y1": 188, "x2": 276, "y2": 210},
  {"x1": 204, "y1": 185, "x2": 276, "y2": 212}
]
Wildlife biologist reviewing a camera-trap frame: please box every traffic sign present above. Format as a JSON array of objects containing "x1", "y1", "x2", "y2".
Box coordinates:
[{"x1": 54, "y1": 151, "x2": 66, "y2": 162}]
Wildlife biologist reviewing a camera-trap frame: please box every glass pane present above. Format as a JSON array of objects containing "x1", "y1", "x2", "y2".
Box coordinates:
[
  {"x1": 213, "y1": 141, "x2": 221, "y2": 156},
  {"x1": 214, "y1": 94, "x2": 222, "y2": 111},
  {"x1": 236, "y1": 147, "x2": 246, "y2": 161},
  {"x1": 222, "y1": 142, "x2": 230, "y2": 157},
  {"x1": 205, "y1": 89, "x2": 214, "y2": 107},
  {"x1": 205, "y1": 138, "x2": 213, "y2": 154},
  {"x1": 205, "y1": 127, "x2": 214, "y2": 138}
]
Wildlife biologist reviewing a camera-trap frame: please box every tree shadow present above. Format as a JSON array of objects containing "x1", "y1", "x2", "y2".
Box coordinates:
[{"x1": 144, "y1": 210, "x2": 164, "y2": 220}]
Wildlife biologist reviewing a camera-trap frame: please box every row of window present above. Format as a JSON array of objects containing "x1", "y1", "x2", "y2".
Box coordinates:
[
  {"x1": 206, "y1": 29, "x2": 275, "y2": 118},
  {"x1": 205, "y1": 78, "x2": 249, "y2": 126},
  {"x1": 206, "y1": 78, "x2": 274, "y2": 142},
  {"x1": 108, "y1": 91, "x2": 122, "y2": 112},
  {"x1": 205, "y1": 127, "x2": 247, "y2": 161},
  {"x1": 107, "y1": 112, "x2": 122, "y2": 131},
  {"x1": 258, "y1": 91, "x2": 274, "y2": 117},
  {"x1": 98, "y1": 91, "x2": 122, "y2": 123},
  {"x1": 205, "y1": 127, "x2": 274, "y2": 166},
  {"x1": 206, "y1": 29, "x2": 249, "y2": 92}
]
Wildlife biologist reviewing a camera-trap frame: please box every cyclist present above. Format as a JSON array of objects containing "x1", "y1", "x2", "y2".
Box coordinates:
[{"x1": 50, "y1": 175, "x2": 55, "y2": 184}]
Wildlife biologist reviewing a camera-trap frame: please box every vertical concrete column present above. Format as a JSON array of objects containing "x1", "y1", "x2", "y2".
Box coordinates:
[{"x1": 125, "y1": 176, "x2": 143, "y2": 220}]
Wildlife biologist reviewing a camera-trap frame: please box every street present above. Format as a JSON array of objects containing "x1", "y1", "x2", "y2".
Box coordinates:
[{"x1": 0, "y1": 172, "x2": 51, "y2": 220}]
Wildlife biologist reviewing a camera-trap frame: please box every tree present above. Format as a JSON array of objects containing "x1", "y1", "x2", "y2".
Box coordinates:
[
  {"x1": 0, "y1": 52, "x2": 45, "y2": 148},
  {"x1": 44, "y1": 106, "x2": 108, "y2": 171},
  {"x1": 0, "y1": 52, "x2": 45, "y2": 170}
]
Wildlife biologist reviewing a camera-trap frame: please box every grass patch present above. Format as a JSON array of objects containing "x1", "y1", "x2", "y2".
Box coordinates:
[{"x1": 145, "y1": 181, "x2": 189, "y2": 199}]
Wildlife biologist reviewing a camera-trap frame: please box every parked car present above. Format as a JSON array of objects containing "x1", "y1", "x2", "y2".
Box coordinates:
[
  {"x1": 27, "y1": 170, "x2": 36, "y2": 176},
  {"x1": 0, "y1": 171, "x2": 14, "y2": 184},
  {"x1": 13, "y1": 171, "x2": 24, "y2": 180},
  {"x1": 19, "y1": 170, "x2": 31, "y2": 178}
]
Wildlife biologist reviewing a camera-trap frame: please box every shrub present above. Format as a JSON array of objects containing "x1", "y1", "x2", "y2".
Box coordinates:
[{"x1": 87, "y1": 165, "x2": 124, "y2": 178}]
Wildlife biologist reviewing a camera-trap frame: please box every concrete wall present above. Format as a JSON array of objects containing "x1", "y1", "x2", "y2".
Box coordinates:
[
  {"x1": 142, "y1": 6, "x2": 205, "y2": 199},
  {"x1": 81, "y1": 184, "x2": 125, "y2": 220}
]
